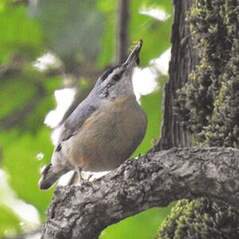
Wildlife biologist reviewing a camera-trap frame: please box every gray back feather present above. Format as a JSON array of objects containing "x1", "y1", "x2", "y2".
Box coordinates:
[{"x1": 58, "y1": 91, "x2": 101, "y2": 142}]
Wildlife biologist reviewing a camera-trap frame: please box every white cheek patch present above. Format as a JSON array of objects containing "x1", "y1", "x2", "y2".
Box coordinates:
[
  {"x1": 51, "y1": 139, "x2": 72, "y2": 169},
  {"x1": 56, "y1": 134, "x2": 80, "y2": 168}
]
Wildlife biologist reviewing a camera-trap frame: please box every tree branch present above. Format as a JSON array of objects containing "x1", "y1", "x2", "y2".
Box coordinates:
[
  {"x1": 117, "y1": 0, "x2": 130, "y2": 63},
  {"x1": 41, "y1": 147, "x2": 239, "y2": 239}
]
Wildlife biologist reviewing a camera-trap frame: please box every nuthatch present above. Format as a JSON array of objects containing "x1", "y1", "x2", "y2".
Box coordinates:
[{"x1": 39, "y1": 40, "x2": 147, "y2": 190}]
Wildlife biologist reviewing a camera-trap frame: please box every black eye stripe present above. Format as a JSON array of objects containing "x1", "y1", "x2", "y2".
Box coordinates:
[
  {"x1": 112, "y1": 71, "x2": 124, "y2": 81},
  {"x1": 112, "y1": 74, "x2": 120, "y2": 81},
  {"x1": 99, "y1": 66, "x2": 125, "y2": 98},
  {"x1": 101, "y1": 65, "x2": 119, "y2": 82}
]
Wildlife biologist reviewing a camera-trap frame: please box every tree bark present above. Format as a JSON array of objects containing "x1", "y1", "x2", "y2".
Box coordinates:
[
  {"x1": 41, "y1": 147, "x2": 239, "y2": 239},
  {"x1": 157, "y1": 0, "x2": 194, "y2": 150},
  {"x1": 157, "y1": 0, "x2": 239, "y2": 238}
]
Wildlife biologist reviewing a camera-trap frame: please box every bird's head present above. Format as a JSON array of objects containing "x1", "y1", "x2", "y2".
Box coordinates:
[{"x1": 94, "y1": 40, "x2": 143, "y2": 99}]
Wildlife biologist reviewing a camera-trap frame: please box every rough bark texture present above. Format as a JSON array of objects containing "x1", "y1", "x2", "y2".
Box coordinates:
[
  {"x1": 157, "y1": 0, "x2": 239, "y2": 238},
  {"x1": 41, "y1": 147, "x2": 239, "y2": 239},
  {"x1": 156, "y1": 0, "x2": 195, "y2": 150}
]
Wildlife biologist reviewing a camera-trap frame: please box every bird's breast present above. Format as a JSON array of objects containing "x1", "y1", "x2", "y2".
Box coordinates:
[{"x1": 68, "y1": 95, "x2": 147, "y2": 171}]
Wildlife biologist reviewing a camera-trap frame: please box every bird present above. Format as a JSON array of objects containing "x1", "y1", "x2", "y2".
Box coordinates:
[{"x1": 39, "y1": 40, "x2": 147, "y2": 190}]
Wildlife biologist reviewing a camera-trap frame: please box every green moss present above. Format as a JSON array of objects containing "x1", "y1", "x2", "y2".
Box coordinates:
[
  {"x1": 176, "y1": 0, "x2": 239, "y2": 145},
  {"x1": 157, "y1": 199, "x2": 239, "y2": 239},
  {"x1": 159, "y1": 0, "x2": 239, "y2": 238}
]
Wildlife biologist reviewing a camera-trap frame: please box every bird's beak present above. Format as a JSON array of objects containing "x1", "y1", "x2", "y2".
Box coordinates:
[{"x1": 124, "y1": 40, "x2": 143, "y2": 67}]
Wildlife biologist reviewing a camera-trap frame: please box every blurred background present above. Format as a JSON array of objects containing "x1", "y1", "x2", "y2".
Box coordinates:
[{"x1": 0, "y1": 0, "x2": 173, "y2": 238}]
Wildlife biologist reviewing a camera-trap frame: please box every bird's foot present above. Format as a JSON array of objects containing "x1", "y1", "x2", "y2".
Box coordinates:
[{"x1": 76, "y1": 168, "x2": 84, "y2": 181}]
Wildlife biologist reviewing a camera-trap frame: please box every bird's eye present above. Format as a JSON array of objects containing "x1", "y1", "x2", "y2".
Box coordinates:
[{"x1": 112, "y1": 74, "x2": 120, "y2": 81}]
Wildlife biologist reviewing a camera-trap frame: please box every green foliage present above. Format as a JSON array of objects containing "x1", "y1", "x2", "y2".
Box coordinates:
[
  {"x1": 135, "y1": 78, "x2": 167, "y2": 155},
  {"x1": 130, "y1": 1, "x2": 172, "y2": 65},
  {"x1": 101, "y1": 207, "x2": 171, "y2": 239},
  {"x1": 35, "y1": 0, "x2": 104, "y2": 66},
  {"x1": 0, "y1": 205, "x2": 21, "y2": 237},
  {"x1": 0, "y1": 68, "x2": 61, "y2": 132},
  {"x1": 0, "y1": 128, "x2": 53, "y2": 216},
  {"x1": 0, "y1": 77, "x2": 36, "y2": 119},
  {"x1": 0, "y1": 3, "x2": 43, "y2": 64},
  {"x1": 96, "y1": 0, "x2": 117, "y2": 66}
]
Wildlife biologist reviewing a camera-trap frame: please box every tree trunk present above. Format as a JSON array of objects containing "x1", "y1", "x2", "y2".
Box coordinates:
[
  {"x1": 157, "y1": 0, "x2": 239, "y2": 238},
  {"x1": 156, "y1": 0, "x2": 194, "y2": 150}
]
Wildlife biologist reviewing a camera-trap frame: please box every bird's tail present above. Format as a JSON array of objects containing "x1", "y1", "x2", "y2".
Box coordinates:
[{"x1": 39, "y1": 163, "x2": 67, "y2": 190}]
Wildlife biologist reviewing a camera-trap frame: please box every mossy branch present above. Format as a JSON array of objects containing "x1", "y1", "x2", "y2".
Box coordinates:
[{"x1": 41, "y1": 147, "x2": 239, "y2": 239}]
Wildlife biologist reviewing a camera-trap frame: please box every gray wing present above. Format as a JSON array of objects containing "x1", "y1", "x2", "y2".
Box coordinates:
[{"x1": 58, "y1": 97, "x2": 99, "y2": 143}]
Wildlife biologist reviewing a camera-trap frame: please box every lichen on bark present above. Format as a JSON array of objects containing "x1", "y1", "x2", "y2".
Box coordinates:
[
  {"x1": 176, "y1": 0, "x2": 239, "y2": 146},
  {"x1": 158, "y1": 0, "x2": 239, "y2": 238},
  {"x1": 158, "y1": 198, "x2": 239, "y2": 239}
]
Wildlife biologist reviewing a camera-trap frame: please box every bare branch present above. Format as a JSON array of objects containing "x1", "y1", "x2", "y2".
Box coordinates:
[
  {"x1": 117, "y1": 0, "x2": 130, "y2": 63},
  {"x1": 41, "y1": 147, "x2": 239, "y2": 239}
]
